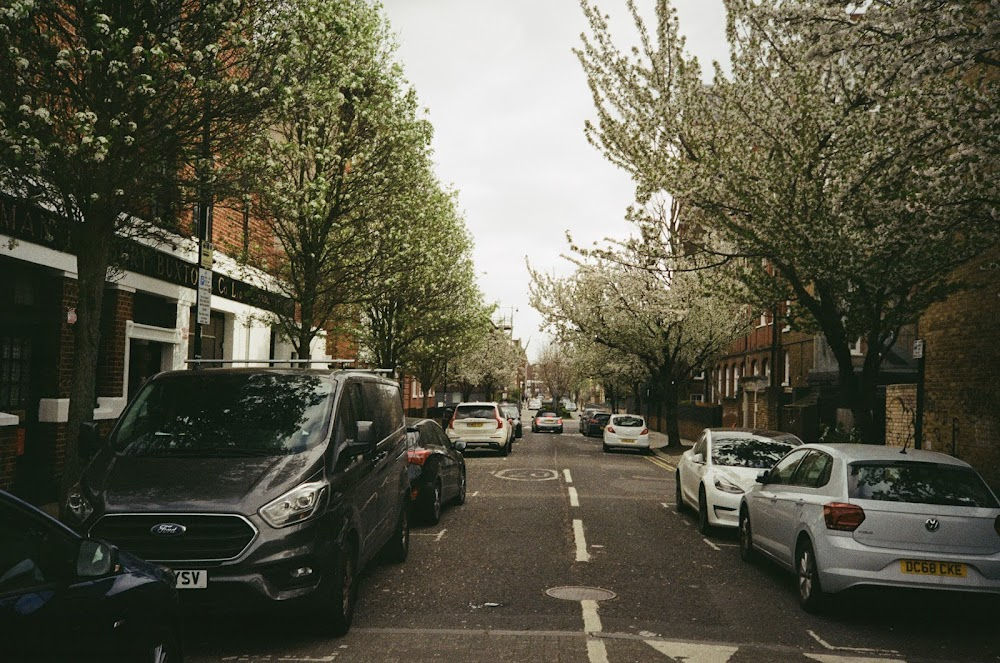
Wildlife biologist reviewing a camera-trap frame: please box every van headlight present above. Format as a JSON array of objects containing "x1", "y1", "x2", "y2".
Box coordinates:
[
  {"x1": 66, "y1": 483, "x2": 94, "y2": 524},
  {"x1": 259, "y1": 480, "x2": 328, "y2": 528}
]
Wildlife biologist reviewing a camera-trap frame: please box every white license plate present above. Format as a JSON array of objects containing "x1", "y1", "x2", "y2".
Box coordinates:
[
  {"x1": 619, "y1": 438, "x2": 635, "y2": 443},
  {"x1": 175, "y1": 569, "x2": 208, "y2": 589}
]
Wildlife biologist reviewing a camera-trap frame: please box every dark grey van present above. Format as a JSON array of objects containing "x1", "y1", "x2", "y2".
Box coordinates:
[{"x1": 63, "y1": 368, "x2": 410, "y2": 635}]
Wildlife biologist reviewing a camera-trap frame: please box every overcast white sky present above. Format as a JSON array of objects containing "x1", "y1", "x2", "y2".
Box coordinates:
[{"x1": 379, "y1": 0, "x2": 729, "y2": 360}]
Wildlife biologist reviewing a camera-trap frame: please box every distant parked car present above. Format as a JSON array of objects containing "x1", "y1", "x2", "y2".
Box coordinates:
[
  {"x1": 405, "y1": 418, "x2": 467, "y2": 524},
  {"x1": 499, "y1": 403, "x2": 523, "y2": 439},
  {"x1": 527, "y1": 397, "x2": 542, "y2": 410},
  {"x1": 561, "y1": 399, "x2": 578, "y2": 412},
  {"x1": 739, "y1": 443, "x2": 1000, "y2": 612},
  {"x1": 602, "y1": 414, "x2": 649, "y2": 452},
  {"x1": 580, "y1": 409, "x2": 611, "y2": 436},
  {"x1": 447, "y1": 402, "x2": 514, "y2": 455},
  {"x1": 532, "y1": 409, "x2": 563, "y2": 434},
  {"x1": 676, "y1": 428, "x2": 803, "y2": 534},
  {"x1": 0, "y1": 490, "x2": 182, "y2": 661}
]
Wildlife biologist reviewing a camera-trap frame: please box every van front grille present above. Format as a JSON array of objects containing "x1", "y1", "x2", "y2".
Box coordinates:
[{"x1": 90, "y1": 513, "x2": 257, "y2": 562}]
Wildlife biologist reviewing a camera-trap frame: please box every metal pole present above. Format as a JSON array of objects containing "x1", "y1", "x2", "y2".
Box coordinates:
[{"x1": 193, "y1": 36, "x2": 214, "y2": 367}]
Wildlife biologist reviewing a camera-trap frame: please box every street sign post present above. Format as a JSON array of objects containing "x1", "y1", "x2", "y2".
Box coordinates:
[{"x1": 197, "y1": 268, "x2": 212, "y2": 326}]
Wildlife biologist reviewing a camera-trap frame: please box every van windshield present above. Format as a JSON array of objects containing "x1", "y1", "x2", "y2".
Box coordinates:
[{"x1": 112, "y1": 373, "x2": 334, "y2": 457}]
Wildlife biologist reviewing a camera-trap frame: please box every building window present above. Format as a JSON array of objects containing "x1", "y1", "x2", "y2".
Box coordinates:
[
  {"x1": 692, "y1": 369, "x2": 705, "y2": 380},
  {"x1": 689, "y1": 394, "x2": 704, "y2": 403},
  {"x1": 850, "y1": 338, "x2": 863, "y2": 356},
  {"x1": 757, "y1": 313, "x2": 767, "y2": 328},
  {"x1": 783, "y1": 351, "x2": 791, "y2": 386},
  {"x1": 750, "y1": 359, "x2": 757, "y2": 376},
  {"x1": 782, "y1": 300, "x2": 792, "y2": 332},
  {"x1": 723, "y1": 366, "x2": 729, "y2": 399},
  {"x1": 717, "y1": 368, "x2": 723, "y2": 402},
  {"x1": 763, "y1": 358, "x2": 770, "y2": 381}
]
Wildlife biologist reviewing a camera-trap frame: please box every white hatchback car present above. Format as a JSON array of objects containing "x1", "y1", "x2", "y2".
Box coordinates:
[
  {"x1": 602, "y1": 414, "x2": 649, "y2": 453},
  {"x1": 739, "y1": 443, "x2": 1000, "y2": 611},
  {"x1": 446, "y1": 402, "x2": 513, "y2": 456},
  {"x1": 676, "y1": 428, "x2": 803, "y2": 533}
]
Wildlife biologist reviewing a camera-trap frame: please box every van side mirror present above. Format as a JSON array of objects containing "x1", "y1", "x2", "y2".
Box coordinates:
[
  {"x1": 79, "y1": 422, "x2": 102, "y2": 460},
  {"x1": 357, "y1": 421, "x2": 374, "y2": 446}
]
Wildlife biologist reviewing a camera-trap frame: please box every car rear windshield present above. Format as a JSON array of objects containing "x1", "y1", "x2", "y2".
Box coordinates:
[
  {"x1": 848, "y1": 462, "x2": 999, "y2": 508},
  {"x1": 455, "y1": 405, "x2": 497, "y2": 420},
  {"x1": 592, "y1": 413, "x2": 611, "y2": 423},
  {"x1": 612, "y1": 416, "x2": 644, "y2": 427},
  {"x1": 537, "y1": 411, "x2": 558, "y2": 418},
  {"x1": 112, "y1": 373, "x2": 334, "y2": 457},
  {"x1": 711, "y1": 437, "x2": 797, "y2": 469}
]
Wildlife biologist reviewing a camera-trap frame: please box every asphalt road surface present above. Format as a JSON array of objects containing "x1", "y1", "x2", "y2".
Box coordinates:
[{"x1": 185, "y1": 416, "x2": 1000, "y2": 662}]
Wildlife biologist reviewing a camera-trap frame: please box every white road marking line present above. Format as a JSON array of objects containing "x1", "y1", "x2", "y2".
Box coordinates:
[
  {"x1": 804, "y1": 656, "x2": 904, "y2": 663},
  {"x1": 573, "y1": 519, "x2": 591, "y2": 562},
  {"x1": 569, "y1": 486, "x2": 580, "y2": 507},
  {"x1": 470, "y1": 491, "x2": 480, "y2": 497},
  {"x1": 411, "y1": 529, "x2": 447, "y2": 541},
  {"x1": 581, "y1": 600, "x2": 608, "y2": 663},
  {"x1": 703, "y1": 538, "x2": 721, "y2": 551},
  {"x1": 581, "y1": 599, "x2": 602, "y2": 633},
  {"x1": 587, "y1": 639, "x2": 609, "y2": 663},
  {"x1": 645, "y1": 640, "x2": 738, "y2": 662},
  {"x1": 564, "y1": 469, "x2": 573, "y2": 483},
  {"x1": 807, "y1": 630, "x2": 900, "y2": 657},
  {"x1": 661, "y1": 502, "x2": 673, "y2": 508}
]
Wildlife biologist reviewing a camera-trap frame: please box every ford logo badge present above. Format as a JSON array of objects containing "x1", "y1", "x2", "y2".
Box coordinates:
[
  {"x1": 925, "y1": 518, "x2": 940, "y2": 532},
  {"x1": 151, "y1": 523, "x2": 186, "y2": 537}
]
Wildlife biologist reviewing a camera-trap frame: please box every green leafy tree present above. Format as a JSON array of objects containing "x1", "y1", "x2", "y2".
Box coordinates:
[
  {"x1": 246, "y1": 0, "x2": 430, "y2": 359},
  {"x1": 0, "y1": 0, "x2": 281, "y2": 498}
]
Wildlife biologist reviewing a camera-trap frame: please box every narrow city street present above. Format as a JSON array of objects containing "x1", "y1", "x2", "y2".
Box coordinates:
[{"x1": 183, "y1": 414, "x2": 1000, "y2": 663}]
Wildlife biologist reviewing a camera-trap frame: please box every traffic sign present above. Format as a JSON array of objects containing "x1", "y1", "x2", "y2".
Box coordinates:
[
  {"x1": 913, "y1": 339, "x2": 924, "y2": 359},
  {"x1": 197, "y1": 268, "x2": 212, "y2": 325}
]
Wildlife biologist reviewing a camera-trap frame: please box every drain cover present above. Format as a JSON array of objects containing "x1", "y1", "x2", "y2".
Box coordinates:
[{"x1": 545, "y1": 586, "x2": 617, "y2": 602}]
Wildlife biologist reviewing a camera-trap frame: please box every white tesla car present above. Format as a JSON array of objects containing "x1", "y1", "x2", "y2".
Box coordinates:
[
  {"x1": 676, "y1": 428, "x2": 803, "y2": 533},
  {"x1": 738, "y1": 443, "x2": 1000, "y2": 611}
]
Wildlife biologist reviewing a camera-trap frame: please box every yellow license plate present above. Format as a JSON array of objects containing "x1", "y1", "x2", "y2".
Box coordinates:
[
  {"x1": 900, "y1": 560, "x2": 967, "y2": 577},
  {"x1": 467, "y1": 422, "x2": 485, "y2": 428},
  {"x1": 619, "y1": 438, "x2": 635, "y2": 443}
]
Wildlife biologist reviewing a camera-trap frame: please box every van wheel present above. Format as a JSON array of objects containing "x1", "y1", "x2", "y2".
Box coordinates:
[
  {"x1": 384, "y1": 505, "x2": 409, "y2": 564},
  {"x1": 319, "y1": 542, "x2": 357, "y2": 636},
  {"x1": 424, "y1": 480, "x2": 442, "y2": 525}
]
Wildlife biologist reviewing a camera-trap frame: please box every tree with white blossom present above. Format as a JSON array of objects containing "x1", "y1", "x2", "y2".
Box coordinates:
[
  {"x1": 531, "y1": 249, "x2": 751, "y2": 447},
  {"x1": 0, "y1": 0, "x2": 283, "y2": 498},
  {"x1": 577, "y1": 0, "x2": 999, "y2": 440}
]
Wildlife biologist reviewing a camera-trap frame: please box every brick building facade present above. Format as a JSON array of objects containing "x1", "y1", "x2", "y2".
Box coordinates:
[{"x1": 0, "y1": 194, "x2": 332, "y2": 501}]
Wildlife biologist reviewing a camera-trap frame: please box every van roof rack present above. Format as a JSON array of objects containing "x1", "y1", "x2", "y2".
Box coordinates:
[{"x1": 184, "y1": 358, "x2": 358, "y2": 368}]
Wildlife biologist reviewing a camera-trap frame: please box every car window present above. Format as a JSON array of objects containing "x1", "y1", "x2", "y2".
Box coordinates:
[
  {"x1": 456, "y1": 405, "x2": 497, "y2": 419},
  {"x1": 362, "y1": 381, "x2": 403, "y2": 442},
  {"x1": 711, "y1": 437, "x2": 799, "y2": 469},
  {"x1": 333, "y1": 382, "x2": 363, "y2": 448},
  {"x1": 113, "y1": 373, "x2": 333, "y2": 457},
  {"x1": 767, "y1": 449, "x2": 809, "y2": 485},
  {"x1": 789, "y1": 451, "x2": 833, "y2": 487},
  {"x1": 0, "y1": 499, "x2": 75, "y2": 593},
  {"x1": 537, "y1": 411, "x2": 558, "y2": 418},
  {"x1": 848, "y1": 462, "x2": 999, "y2": 507},
  {"x1": 612, "y1": 415, "x2": 644, "y2": 427}
]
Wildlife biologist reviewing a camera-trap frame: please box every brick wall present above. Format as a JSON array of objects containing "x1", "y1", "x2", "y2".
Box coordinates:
[
  {"x1": 212, "y1": 201, "x2": 283, "y2": 272},
  {"x1": 919, "y1": 255, "x2": 1000, "y2": 491},
  {"x1": 885, "y1": 384, "x2": 916, "y2": 448}
]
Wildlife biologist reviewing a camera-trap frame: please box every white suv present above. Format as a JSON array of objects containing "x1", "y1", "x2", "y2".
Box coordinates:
[{"x1": 446, "y1": 402, "x2": 513, "y2": 456}]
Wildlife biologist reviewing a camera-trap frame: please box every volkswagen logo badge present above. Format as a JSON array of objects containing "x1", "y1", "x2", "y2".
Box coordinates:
[
  {"x1": 151, "y1": 523, "x2": 186, "y2": 537},
  {"x1": 925, "y1": 518, "x2": 940, "y2": 532}
]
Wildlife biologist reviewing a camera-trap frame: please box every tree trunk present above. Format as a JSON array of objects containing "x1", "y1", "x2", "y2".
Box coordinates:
[
  {"x1": 661, "y1": 380, "x2": 682, "y2": 447},
  {"x1": 829, "y1": 339, "x2": 878, "y2": 441},
  {"x1": 60, "y1": 210, "x2": 114, "y2": 507}
]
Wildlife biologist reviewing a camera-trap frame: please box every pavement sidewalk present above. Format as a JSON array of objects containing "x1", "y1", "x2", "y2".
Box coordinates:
[{"x1": 648, "y1": 429, "x2": 693, "y2": 466}]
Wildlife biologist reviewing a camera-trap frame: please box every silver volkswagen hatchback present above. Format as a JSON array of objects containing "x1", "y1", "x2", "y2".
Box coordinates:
[{"x1": 738, "y1": 443, "x2": 1000, "y2": 611}]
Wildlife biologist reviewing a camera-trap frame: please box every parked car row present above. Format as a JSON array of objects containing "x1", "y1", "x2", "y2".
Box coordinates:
[{"x1": 677, "y1": 428, "x2": 1000, "y2": 612}]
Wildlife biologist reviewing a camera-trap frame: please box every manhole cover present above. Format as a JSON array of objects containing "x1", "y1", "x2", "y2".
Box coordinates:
[
  {"x1": 545, "y1": 586, "x2": 617, "y2": 602},
  {"x1": 494, "y1": 468, "x2": 559, "y2": 481}
]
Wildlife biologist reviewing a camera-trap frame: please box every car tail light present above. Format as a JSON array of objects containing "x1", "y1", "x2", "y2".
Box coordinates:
[
  {"x1": 495, "y1": 413, "x2": 504, "y2": 429},
  {"x1": 558, "y1": 418, "x2": 563, "y2": 424},
  {"x1": 606, "y1": 426, "x2": 615, "y2": 434},
  {"x1": 823, "y1": 502, "x2": 866, "y2": 531},
  {"x1": 407, "y1": 449, "x2": 432, "y2": 465},
  {"x1": 640, "y1": 427, "x2": 649, "y2": 435}
]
